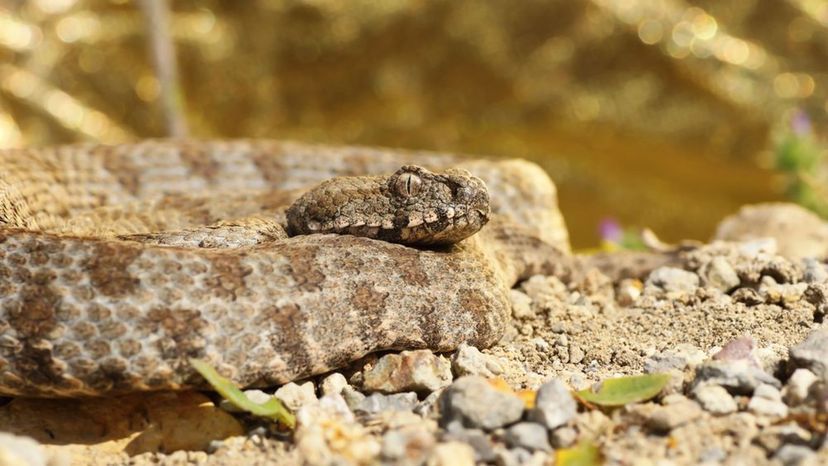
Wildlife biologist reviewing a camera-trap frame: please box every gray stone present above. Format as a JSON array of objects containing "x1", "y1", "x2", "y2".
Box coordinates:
[
  {"x1": 550, "y1": 426, "x2": 577, "y2": 448},
  {"x1": 785, "y1": 369, "x2": 818, "y2": 405},
  {"x1": 504, "y1": 422, "x2": 551, "y2": 452},
  {"x1": 528, "y1": 378, "x2": 577, "y2": 430},
  {"x1": 415, "y1": 389, "x2": 443, "y2": 419},
  {"x1": 644, "y1": 397, "x2": 703, "y2": 432},
  {"x1": 381, "y1": 427, "x2": 436, "y2": 466},
  {"x1": 790, "y1": 328, "x2": 828, "y2": 379},
  {"x1": 692, "y1": 384, "x2": 738, "y2": 415},
  {"x1": 451, "y1": 344, "x2": 504, "y2": 379},
  {"x1": 644, "y1": 344, "x2": 706, "y2": 373},
  {"x1": 695, "y1": 359, "x2": 781, "y2": 395},
  {"x1": 749, "y1": 384, "x2": 789, "y2": 418},
  {"x1": 646, "y1": 266, "x2": 700, "y2": 294},
  {"x1": 493, "y1": 447, "x2": 533, "y2": 466},
  {"x1": 699, "y1": 256, "x2": 740, "y2": 291},
  {"x1": 274, "y1": 381, "x2": 318, "y2": 411},
  {"x1": 774, "y1": 445, "x2": 815, "y2": 466},
  {"x1": 342, "y1": 385, "x2": 366, "y2": 411},
  {"x1": 439, "y1": 376, "x2": 525, "y2": 430},
  {"x1": 802, "y1": 258, "x2": 828, "y2": 284},
  {"x1": 320, "y1": 372, "x2": 348, "y2": 397},
  {"x1": 355, "y1": 392, "x2": 418, "y2": 415},
  {"x1": 363, "y1": 350, "x2": 453, "y2": 395},
  {"x1": 442, "y1": 427, "x2": 496, "y2": 462}
]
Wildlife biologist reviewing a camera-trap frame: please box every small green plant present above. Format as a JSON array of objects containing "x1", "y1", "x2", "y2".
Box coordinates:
[
  {"x1": 774, "y1": 109, "x2": 828, "y2": 217},
  {"x1": 190, "y1": 358, "x2": 296, "y2": 429},
  {"x1": 574, "y1": 373, "x2": 671, "y2": 407}
]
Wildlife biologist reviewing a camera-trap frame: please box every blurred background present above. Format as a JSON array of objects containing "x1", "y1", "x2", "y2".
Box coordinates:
[{"x1": 1, "y1": 0, "x2": 827, "y2": 248}]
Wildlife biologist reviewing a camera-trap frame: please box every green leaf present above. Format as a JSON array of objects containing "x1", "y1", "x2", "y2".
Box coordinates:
[
  {"x1": 575, "y1": 373, "x2": 671, "y2": 407},
  {"x1": 189, "y1": 358, "x2": 296, "y2": 429},
  {"x1": 556, "y1": 440, "x2": 603, "y2": 466}
]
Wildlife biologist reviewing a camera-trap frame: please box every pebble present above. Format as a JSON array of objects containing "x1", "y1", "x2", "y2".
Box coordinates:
[
  {"x1": 802, "y1": 258, "x2": 828, "y2": 283},
  {"x1": 550, "y1": 426, "x2": 578, "y2": 448},
  {"x1": 381, "y1": 427, "x2": 436, "y2": 466},
  {"x1": 789, "y1": 328, "x2": 828, "y2": 379},
  {"x1": 414, "y1": 389, "x2": 443, "y2": 419},
  {"x1": 774, "y1": 445, "x2": 816, "y2": 466},
  {"x1": 509, "y1": 289, "x2": 534, "y2": 319},
  {"x1": 784, "y1": 369, "x2": 818, "y2": 405},
  {"x1": 642, "y1": 396, "x2": 703, "y2": 432},
  {"x1": 354, "y1": 392, "x2": 419, "y2": 415},
  {"x1": 426, "y1": 442, "x2": 475, "y2": 466},
  {"x1": 363, "y1": 350, "x2": 453, "y2": 394},
  {"x1": 438, "y1": 376, "x2": 525, "y2": 430},
  {"x1": 616, "y1": 278, "x2": 642, "y2": 306},
  {"x1": 692, "y1": 384, "x2": 738, "y2": 415},
  {"x1": 451, "y1": 344, "x2": 504, "y2": 379},
  {"x1": 274, "y1": 381, "x2": 318, "y2": 411},
  {"x1": 342, "y1": 385, "x2": 367, "y2": 411},
  {"x1": 320, "y1": 372, "x2": 348, "y2": 397},
  {"x1": 645, "y1": 266, "x2": 700, "y2": 294},
  {"x1": 442, "y1": 426, "x2": 496, "y2": 462},
  {"x1": 748, "y1": 384, "x2": 788, "y2": 418},
  {"x1": 528, "y1": 378, "x2": 577, "y2": 430},
  {"x1": 695, "y1": 359, "x2": 781, "y2": 395},
  {"x1": 219, "y1": 389, "x2": 273, "y2": 413},
  {"x1": 644, "y1": 344, "x2": 707, "y2": 373},
  {"x1": 699, "y1": 256, "x2": 740, "y2": 292},
  {"x1": 503, "y1": 422, "x2": 551, "y2": 452},
  {"x1": 493, "y1": 447, "x2": 533, "y2": 466}
]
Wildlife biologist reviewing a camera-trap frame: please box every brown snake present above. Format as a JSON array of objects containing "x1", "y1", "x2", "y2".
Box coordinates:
[{"x1": 0, "y1": 140, "x2": 569, "y2": 396}]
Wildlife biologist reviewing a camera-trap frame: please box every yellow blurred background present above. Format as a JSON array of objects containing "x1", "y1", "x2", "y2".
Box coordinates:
[{"x1": 2, "y1": 0, "x2": 827, "y2": 247}]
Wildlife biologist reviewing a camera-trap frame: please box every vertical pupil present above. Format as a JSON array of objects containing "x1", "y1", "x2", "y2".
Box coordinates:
[{"x1": 406, "y1": 175, "x2": 412, "y2": 194}]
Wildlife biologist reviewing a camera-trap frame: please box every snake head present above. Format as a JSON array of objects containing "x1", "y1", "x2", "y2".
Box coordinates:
[
  {"x1": 383, "y1": 165, "x2": 491, "y2": 245},
  {"x1": 286, "y1": 165, "x2": 490, "y2": 246}
]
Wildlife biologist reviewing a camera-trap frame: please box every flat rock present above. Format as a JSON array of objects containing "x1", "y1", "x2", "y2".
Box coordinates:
[
  {"x1": 363, "y1": 350, "x2": 453, "y2": 395},
  {"x1": 645, "y1": 267, "x2": 700, "y2": 294},
  {"x1": 438, "y1": 376, "x2": 525, "y2": 431},
  {"x1": 451, "y1": 344, "x2": 504, "y2": 378}
]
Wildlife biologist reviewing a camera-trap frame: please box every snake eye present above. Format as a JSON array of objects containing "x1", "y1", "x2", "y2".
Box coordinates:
[{"x1": 394, "y1": 172, "x2": 422, "y2": 197}]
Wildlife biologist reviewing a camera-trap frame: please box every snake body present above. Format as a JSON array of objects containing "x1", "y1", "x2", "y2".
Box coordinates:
[{"x1": 0, "y1": 140, "x2": 569, "y2": 396}]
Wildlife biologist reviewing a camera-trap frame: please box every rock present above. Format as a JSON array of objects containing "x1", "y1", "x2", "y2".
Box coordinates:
[
  {"x1": 713, "y1": 335, "x2": 758, "y2": 363},
  {"x1": 220, "y1": 389, "x2": 273, "y2": 413},
  {"x1": 0, "y1": 433, "x2": 53, "y2": 466},
  {"x1": 550, "y1": 426, "x2": 577, "y2": 448},
  {"x1": 615, "y1": 278, "x2": 643, "y2": 306},
  {"x1": 644, "y1": 344, "x2": 707, "y2": 373},
  {"x1": 762, "y1": 282, "x2": 809, "y2": 305},
  {"x1": 528, "y1": 378, "x2": 577, "y2": 430},
  {"x1": 503, "y1": 422, "x2": 551, "y2": 452},
  {"x1": 296, "y1": 394, "x2": 379, "y2": 465},
  {"x1": 510, "y1": 289, "x2": 534, "y2": 319},
  {"x1": 645, "y1": 266, "x2": 700, "y2": 294},
  {"x1": 754, "y1": 423, "x2": 812, "y2": 454},
  {"x1": 785, "y1": 369, "x2": 818, "y2": 405},
  {"x1": 493, "y1": 447, "x2": 533, "y2": 466},
  {"x1": 642, "y1": 396, "x2": 703, "y2": 432},
  {"x1": 789, "y1": 328, "x2": 828, "y2": 379},
  {"x1": 363, "y1": 350, "x2": 453, "y2": 395},
  {"x1": 774, "y1": 445, "x2": 816, "y2": 466},
  {"x1": 354, "y1": 392, "x2": 419, "y2": 415},
  {"x1": 274, "y1": 381, "x2": 318, "y2": 411},
  {"x1": 695, "y1": 359, "x2": 781, "y2": 394},
  {"x1": 426, "y1": 442, "x2": 475, "y2": 466},
  {"x1": 381, "y1": 427, "x2": 436, "y2": 466},
  {"x1": 692, "y1": 384, "x2": 738, "y2": 415},
  {"x1": 342, "y1": 386, "x2": 367, "y2": 411},
  {"x1": 802, "y1": 258, "x2": 828, "y2": 283},
  {"x1": 451, "y1": 344, "x2": 504, "y2": 379},
  {"x1": 698, "y1": 256, "x2": 740, "y2": 291},
  {"x1": 714, "y1": 203, "x2": 828, "y2": 260},
  {"x1": 748, "y1": 384, "x2": 788, "y2": 418},
  {"x1": 442, "y1": 427, "x2": 496, "y2": 462},
  {"x1": 415, "y1": 390, "x2": 443, "y2": 419},
  {"x1": 320, "y1": 373, "x2": 348, "y2": 397},
  {"x1": 439, "y1": 376, "x2": 525, "y2": 430}
]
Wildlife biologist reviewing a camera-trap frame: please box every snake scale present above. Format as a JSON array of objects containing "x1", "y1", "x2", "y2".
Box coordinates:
[{"x1": 0, "y1": 140, "x2": 569, "y2": 397}]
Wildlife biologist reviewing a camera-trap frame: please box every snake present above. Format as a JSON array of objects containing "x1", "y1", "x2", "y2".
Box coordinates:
[{"x1": 0, "y1": 140, "x2": 570, "y2": 397}]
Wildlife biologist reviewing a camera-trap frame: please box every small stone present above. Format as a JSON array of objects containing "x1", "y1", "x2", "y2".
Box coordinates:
[
  {"x1": 754, "y1": 383, "x2": 783, "y2": 401},
  {"x1": 363, "y1": 350, "x2": 453, "y2": 395},
  {"x1": 550, "y1": 426, "x2": 577, "y2": 448},
  {"x1": 616, "y1": 279, "x2": 642, "y2": 306},
  {"x1": 493, "y1": 447, "x2": 533, "y2": 466},
  {"x1": 320, "y1": 372, "x2": 348, "y2": 397},
  {"x1": 790, "y1": 328, "x2": 828, "y2": 379},
  {"x1": 699, "y1": 256, "x2": 740, "y2": 291},
  {"x1": 510, "y1": 289, "x2": 534, "y2": 319},
  {"x1": 695, "y1": 359, "x2": 781, "y2": 395},
  {"x1": 342, "y1": 385, "x2": 366, "y2": 411},
  {"x1": 749, "y1": 384, "x2": 788, "y2": 418},
  {"x1": 415, "y1": 389, "x2": 443, "y2": 419},
  {"x1": 644, "y1": 344, "x2": 706, "y2": 373},
  {"x1": 692, "y1": 384, "x2": 738, "y2": 415},
  {"x1": 569, "y1": 346, "x2": 585, "y2": 364},
  {"x1": 220, "y1": 389, "x2": 273, "y2": 413},
  {"x1": 439, "y1": 376, "x2": 525, "y2": 430},
  {"x1": 274, "y1": 381, "x2": 318, "y2": 411},
  {"x1": 442, "y1": 427, "x2": 496, "y2": 462},
  {"x1": 645, "y1": 266, "x2": 700, "y2": 294},
  {"x1": 802, "y1": 258, "x2": 828, "y2": 284},
  {"x1": 381, "y1": 427, "x2": 436, "y2": 465},
  {"x1": 426, "y1": 442, "x2": 475, "y2": 466},
  {"x1": 504, "y1": 422, "x2": 551, "y2": 452},
  {"x1": 528, "y1": 378, "x2": 577, "y2": 430},
  {"x1": 785, "y1": 369, "x2": 818, "y2": 405},
  {"x1": 643, "y1": 398, "x2": 703, "y2": 432},
  {"x1": 355, "y1": 392, "x2": 418, "y2": 415},
  {"x1": 774, "y1": 445, "x2": 816, "y2": 466},
  {"x1": 451, "y1": 344, "x2": 504, "y2": 379}
]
